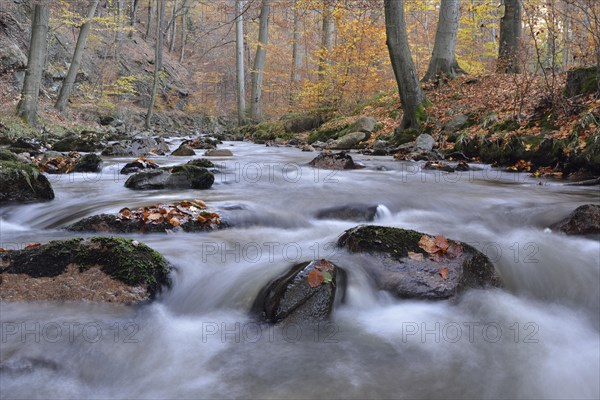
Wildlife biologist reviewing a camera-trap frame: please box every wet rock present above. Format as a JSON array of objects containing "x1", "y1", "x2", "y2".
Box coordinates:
[
  {"x1": 328, "y1": 132, "x2": 367, "y2": 150},
  {"x1": 252, "y1": 259, "x2": 345, "y2": 324},
  {"x1": 550, "y1": 204, "x2": 600, "y2": 236},
  {"x1": 185, "y1": 137, "x2": 218, "y2": 150},
  {"x1": 120, "y1": 158, "x2": 159, "y2": 174},
  {"x1": 0, "y1": 237, "x2": 171, "y2": 302},
  {"x1": 67, "y1": 213, "x2": 226, "y2": 233},
  {"x1": 204, "y1": 149, "x2": 233, "y2": 157},
  {"x1": 171, "y1": 143, "x2": 196, "y2": 156},
  {"x1": 72, "y1": 153, "x2": 102, "y2": 173},
  {"x1": 101, "y1": 137, "x2": 158, "y2": 157},
  {"x1": 308, "y1": 151, "x2": 362, "y2": 170},
  {"x1": 53, "y1": 131, "x2": 106, "y2": 152},
  {"x1": 338, "y1": 225, "x2": 502, "y2": 300},
  {"x1": 0, "y1": 161, "x2": 54, "y2": 203},
  {"x1": 414, "y1": 134, "x2": 435, "y2": 151},
  {"x1": 316, "y1": 204, "x2": 378, "y2": 222},
  {"x1": 125, "y1": 165, "x2": 214, "y2": 190},
  {"x1": 187, "y1": 158, "x2": 215, "y2": 168}
]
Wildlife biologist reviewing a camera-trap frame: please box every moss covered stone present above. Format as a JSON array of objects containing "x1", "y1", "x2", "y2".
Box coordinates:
[
  {"x1": 0, "y1": 160, "x2": 54, "y2": 203},
  {"x1": 0, "y1": 237, "x2": 171, "y2": 299}
]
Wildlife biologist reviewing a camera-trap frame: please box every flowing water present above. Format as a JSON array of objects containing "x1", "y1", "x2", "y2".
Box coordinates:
[{"x1": 1, "y1": 140, "x2": 599, "y2": 399}]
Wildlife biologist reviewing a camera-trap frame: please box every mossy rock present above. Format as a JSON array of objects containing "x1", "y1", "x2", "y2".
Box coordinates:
[
  {"x1": 391, "y1": 128, "x2": 419, "y2": 146},
  {"x1": 0, "y1": 161, "x2": 54, "y2": 203},
  {"x1": 337, "y1": 225, "x2": 502, "y2": 300},
  {"x1": 0, "y1": 237, "x2": 171, "y2": 300},
  {"x1": 187, "y1": 158, "x2": 215, "y2": 168},
  {"x1": 52, "y1": 131, "x2": 106, "y2": 152},
  {"x1": 491, "y1": 118, "x2": 520, "y2": 133},
  {"x1": 281, "y1": 113, "x2": 324, "y2": 133},
  {"x1": 565, "y1": 66, "x2": 599, "y2": 97},
  {"x1": 125, "y1": 165, "x2": 214, "y2": 190},
  {"x1": 72, "y1": 153, "x2": 103, "y2": 173}
]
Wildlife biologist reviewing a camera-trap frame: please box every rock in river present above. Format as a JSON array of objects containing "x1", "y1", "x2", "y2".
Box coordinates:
[
  {"x1": 0, "y1": 161, "x2": 54, "y2": 203},
  {"x1": 550, "y1": 204, "x2": 600, "y2": 237},
  {"x1": 308, "y1": 151, "x2": 363, "y2": 170},
  {"x1": 315, "y1": 203, "x2": 379, "y2": 222},
  {"x1": 0, "y1": 237, "x2": 171, "y2": 303},
  {"x1": 252, "y1": 259, "x2": 346, "y2": 324},
  {"x1": 125, "y1": 165, "x2": 214, "y2": 190},
  {"x1": 338, "y1": 225, "x2": 502, "y2": 300}
]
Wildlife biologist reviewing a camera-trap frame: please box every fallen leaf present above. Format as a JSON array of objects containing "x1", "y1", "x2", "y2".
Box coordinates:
[
  {"x1": 321, "y1": 271, "x2": 333, "y2": 283},
  {"x1": 25, "y1": 243, "x2": 41, "y2": 249},
  {"x1": 307, "y1": 269, "x2": 324, "y2": 288},
  {"x1": 446, "y1": 242, "x2": 463, "y2": 259},
  {"x1": 315, "y1": 259, "x2": 334, "y2": 272},
  {"x1": 147, "y1": 213, "x2": 162, "y2": 221},
  {"x1": 408, "y1": 251, "x2": 424, "y2": 261},
  {"x1": 434, "y1": 235, "x2": 449, "y2": 253},
  {"x1": 169, "y1": 217, "x2": 181, "y2": 227},
  {"x1": 439, "y1": 268, "x2": 449, "y2": 280},
  {"x1": 418, "y1": 235, "x2": 438, "y2": 254}
]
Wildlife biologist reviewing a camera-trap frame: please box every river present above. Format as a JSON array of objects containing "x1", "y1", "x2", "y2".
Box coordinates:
[{"x1": 1, "y1": 140, "x2": 599, "y2": 399}]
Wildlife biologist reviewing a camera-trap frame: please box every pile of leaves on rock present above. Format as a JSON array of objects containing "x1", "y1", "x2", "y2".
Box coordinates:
[{"x1": 118, "y1": 200, "x2": 222, "y2": 231}]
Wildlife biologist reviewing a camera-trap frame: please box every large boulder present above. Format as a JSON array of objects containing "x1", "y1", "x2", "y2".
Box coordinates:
[
  {"x1": 0, "y1": 161, "x2": 54, "y2": 203},
  {"x1": 338, "y1": 225, "x2": 502, "y2": 300},
  {"x1": 187, "y1": 158, "x2": 215, "y2": 168},
  {"x1": 252, "y1": 259, "x2": 345, "y2": 324},
  {"x1": 120, "y1": 158, "x2": 159, "y2": 174},
  {"x1": 353, "y1": 116, "x2": 378, "y2": 133},
  {"x1": 315, "y1": 203, "x2": 378, "y2": 222},
  {"x1": 102, "y1": 137, "x2": 162, "y2": 157},
  {"x1": 443, "y1": 114, "x2": 469, "y2": 135},
  {"x1": 328, "y1": 132, "x2": 367, "y2": 150},
  {"x1": 53, "y1": 131, "x2": 106, "y2": 152},
  {"x1": 0, "y1": 237, "x2": 170, "y2": 303},
  {"x1": 308, "y1": 151, "x2": 363, "y2": 170},
  {"x1": 72, "y1": 153, "x2": 102, "y2": 173},
  {"x1": 550, "y1": 204, "x2": 600, "y2": 236},
  {"x1": 125, "y1": 165, "x2": 214, "y2": 190},
  {"x1": 565, "y1": 66, "x2": 599, "y2": 97},
  {"x1": 171, "y1": 143, "x2": 196, "y2": 156}
]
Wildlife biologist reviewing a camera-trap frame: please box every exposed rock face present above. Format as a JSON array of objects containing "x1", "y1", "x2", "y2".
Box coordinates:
[
  {"x1": 252, "y1": 260, "x2": 345, "y2": 324},
  {"x1": 0, "y1": 237, "x2": 171, "y2": 302},
  {"x1": 101, "y1": 137, "x2": 166, "y2": 157},
  {"x1": 124, "y1": 165, "x2": 214, "y2": 190},
  {"x1": 0, "y1": 161, "x2": 54, "y2": 203},
  {"x1": 315, "y1": 204, "x2": 378, "y2": 222},
  {"x1": 308, "y1": 151, "x2": 363, "y2": 170},
  {"x1": 551, "y1": 204, "x2": 600, "y2": 236},
  {"x1": 52, "y1": 131, "x2": 106, "y2": 152},
  {"x1": 338, "y1": 225, "x2": 502, "y2": 300}
]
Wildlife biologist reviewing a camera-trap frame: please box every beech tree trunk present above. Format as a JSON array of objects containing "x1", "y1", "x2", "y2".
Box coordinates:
[
  {"x1": 55, "y1": 0, "x2": 100, "y2": 112},
  {"x1": 17, "y1": 3, "x2": 50, "y2": 125},
  {"x1": 290, "y1": 0, "x2": 303, "y2": 86},
  {"x1": 145, "y1": 0, "x2": 154, "y2": 39},
  {"x1": 145, "y1": 0, "x2": 164, "y2": 129},
  {"x1": 179, "y1": 7, "x2": 186, "y2": 63},
  {"x1": 128, "y1": 0, "x2": 138, "y2": 38},
  {"x1": 384, "y1": 0, "x2": 427, "y2": 131},
  {"x1": 169, "y1": 0, "x2": 177, "y2": 52},
  {"x1": 318, "y1": 3, "x2": 334, "y2": 77},
  {"x1": 497, "y1": 0, "x2": 523, "y2": 73},
  {"x1": 423, "y1": 0, "x2": 465, "y2": 81},
  {"x1": 236, "y1": 0, "x2": 246, "y2": 125},
  {"x1": 249, "y1": 0, "x2": 271, "y2": 122}
]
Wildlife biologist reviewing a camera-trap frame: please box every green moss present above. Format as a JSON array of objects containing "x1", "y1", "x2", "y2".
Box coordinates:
[
  {"x1": 491, "y1": 118, "x2": 520, "y2": 133},
  {"x1": 0, "y1": 115, "x2": 40, "y2": 140},
  {"x1": 338, "y1": 225, "x2": 426, "y2": 260},
  {"x1": 0, "y1": 148, "x2": 18, "y2": 161},
  {"x1": 0, "y1": 160, "x2": 39, "y2": 174}
]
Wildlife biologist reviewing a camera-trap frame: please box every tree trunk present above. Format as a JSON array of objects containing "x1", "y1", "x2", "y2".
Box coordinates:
[
  {"x1": 318, "y1": 3, "x2": 335, "y2": 77},
  {"x1": 236, "y1": 0, "x2": 246, "y2": 125},
  {"x1": 423, "y1": 0, "x2": 465, "y2": 81},
  {"x1": 179, "y1": 7, "x2": 186, "y2": 63},
  {"x1": 145, "y1": 0, "x2": 164, "y2": 130},
  {"x1": 290, "y1": 0, "x2": 303, "y2": 104},
  {"x1": 169, "y1": 0, "x2": 177, "y2": 52},
  {"x1": 497, "y1": 0, "x2": 522, "y2": 73},
  {"x1": 249, "y1": 0, "x2": 271, "y2": 122},
  {"x1": 156, "y1": 0, "x2": 165, "y2": 70},
  {"x1": 16, "y1": 3, "x2": 50, "y2": 125},
  {"x1": 384, "y1": 0, "x2": 427, "y2": 131},
  {"x1": 55, "y1": 0, "x2": 100, "y2": 112},
  {"x1": 145, "y1": 0, "x2": 154, "y2": 39},
  {"x1": 128, "y1": 0, "x2": 138, "y2": 38}
]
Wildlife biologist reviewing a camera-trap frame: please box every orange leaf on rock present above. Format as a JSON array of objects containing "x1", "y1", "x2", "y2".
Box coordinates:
[
  {"x1": 307, "y1": 269, "x2": 324, "y2": 288},
  {"x1": 439, "y1": 268, "x2": 449, "y2": 280},
  {"x1": 434, "y1": 235, "x2": 449, "y2": 253},
  {"x1": 169, "y1": 217, "x2": 180, "y2": 227},
  {"x1": 25, "y1": 243, "x2": 41, "y2": 249},
  {"x1": 418, "y1": 235, "x2": 438, "y2": 254},
  {"x1": 315, "y1": 259, "x2": 334, "y2": 272},
  {"x1": 446, "y1": 242, "x2": 463, "y2": 259}
]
